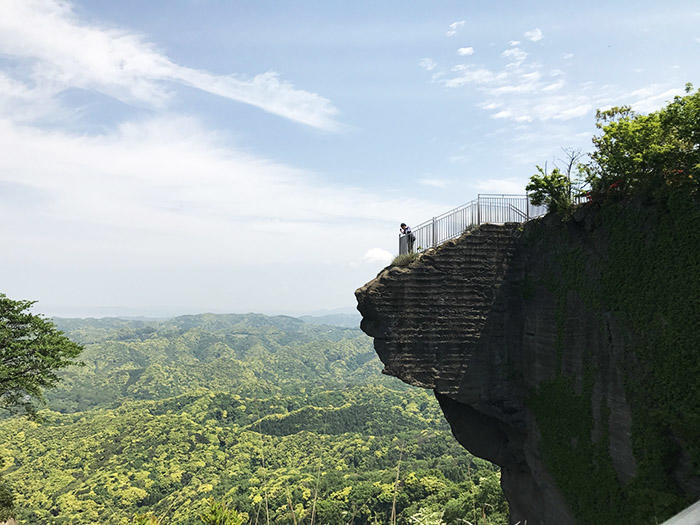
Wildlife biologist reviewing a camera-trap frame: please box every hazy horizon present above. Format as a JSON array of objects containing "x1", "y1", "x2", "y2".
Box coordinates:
[{"x1": 42, "y1": 303, "x2": 361, "y2": 320}]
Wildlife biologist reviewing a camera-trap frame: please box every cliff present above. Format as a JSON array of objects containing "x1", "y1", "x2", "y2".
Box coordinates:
[{"x1": 356, "y1": 197, "x2": 699, "y2": 524}]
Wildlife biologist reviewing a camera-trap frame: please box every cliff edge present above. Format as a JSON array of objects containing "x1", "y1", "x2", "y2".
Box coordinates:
[{"x1": 356, "y1": 197, "x2": 699, "y2": 524}]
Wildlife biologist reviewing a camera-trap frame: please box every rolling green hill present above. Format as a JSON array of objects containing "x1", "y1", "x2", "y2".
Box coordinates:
[{"x1": 0, "y1": 314, "x2": 507, "y2": 524}]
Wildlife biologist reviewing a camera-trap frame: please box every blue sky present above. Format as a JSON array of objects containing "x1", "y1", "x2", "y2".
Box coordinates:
[{"x1": 0, "y1": 0, "x2": 698, "y2": 316}]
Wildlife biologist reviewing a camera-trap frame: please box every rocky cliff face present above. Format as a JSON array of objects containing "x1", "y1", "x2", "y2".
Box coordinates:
[{"x1": 356, "y1": 199, "x2": 699, "y2": 524}]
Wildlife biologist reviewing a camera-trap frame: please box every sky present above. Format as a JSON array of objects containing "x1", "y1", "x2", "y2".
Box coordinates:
[{"x1": 0, "y1": 0, "x2": 698, "y2": 317}]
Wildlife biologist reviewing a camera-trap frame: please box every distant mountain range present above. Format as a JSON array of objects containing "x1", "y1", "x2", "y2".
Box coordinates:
[{"x1": 298, "y1": 312, "x2": 361, "y2": 328}]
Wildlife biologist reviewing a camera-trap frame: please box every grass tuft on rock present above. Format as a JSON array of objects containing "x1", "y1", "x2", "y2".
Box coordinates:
[{"x1": 391, "y1": 252, "x2": 420, "y2": 267}]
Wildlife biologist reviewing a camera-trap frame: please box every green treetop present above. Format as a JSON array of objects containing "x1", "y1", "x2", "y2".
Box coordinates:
[
  {"x1": 528, "y1": 84, "x2": 699, "y2": 213},
  {"x1": 0, "y1": 293, "x2": 83, "y2": 417}
]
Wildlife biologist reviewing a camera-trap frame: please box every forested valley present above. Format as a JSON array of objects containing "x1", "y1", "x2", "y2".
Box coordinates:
[{"x1": 0, "y1": 314, "x2": 507, "y2": 524}]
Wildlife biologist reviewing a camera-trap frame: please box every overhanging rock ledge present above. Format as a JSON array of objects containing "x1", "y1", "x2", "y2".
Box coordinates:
[{"x1": 355, "y1": 207, "x2": 698, "y2": 524}]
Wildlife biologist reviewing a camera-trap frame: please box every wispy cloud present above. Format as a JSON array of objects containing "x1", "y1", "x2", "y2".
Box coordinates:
[
  {"x1": 562, "y1": 53, "x2": 575, "y2": 60},
  {"x1": 501, "y1": 47, "x2": 528, "y2": 65},
  {"x1": 418, "y1": 177, "x2": 449, "y2": 188},
  {"x1": 524, "y1": 28, "x2": 544, "y2": 42},
  {"x1": 0, "y1": 114, "x2": 443, "y2": 273},
  {"x1": 419, "y1": 58, "x2": 437, "y2": 71},
  {"x1": 0, "y1": 0, "x2": 340, "y2": 130},
  {"x1": 624, "y1": 86, "x2": 686, "y2": 113},
  {"x1": 457, "y1": 47, "x2": 475, "y2": 56},
  {"x1": 475, "y1": 178, "x2": 525, "y2": 193},
  {"x1": 431, "y1": 39, "x2": 685, "y2": 124},
  {"x1": 0, "y1": 0, "x2": 456, "y2": 311},
  {"x1": 446, "y1": 20, "x2": 465, "y2": 37},
  {"x1": 363, "y1": 248, "x2": 393, "y2": 265}
]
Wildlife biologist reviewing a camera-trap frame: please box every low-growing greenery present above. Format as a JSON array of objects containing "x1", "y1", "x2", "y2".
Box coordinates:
[{"x1": 391, "y1": 253, "x2": 420, "y2": 267}]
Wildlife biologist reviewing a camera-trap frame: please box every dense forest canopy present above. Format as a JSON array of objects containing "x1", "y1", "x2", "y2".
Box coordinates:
[{"x1": 0, "y1": 314, "x2": 508, "y2": 524}]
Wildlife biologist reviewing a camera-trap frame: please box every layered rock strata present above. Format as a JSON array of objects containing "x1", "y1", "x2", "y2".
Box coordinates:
[{"x1": 356, "y1": 207, "x2": 699, "y2": 524}]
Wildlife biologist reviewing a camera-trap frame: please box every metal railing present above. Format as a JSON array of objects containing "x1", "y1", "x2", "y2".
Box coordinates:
[{"x1": 399, "y1": 194, "x2": 549, "y2": 255}]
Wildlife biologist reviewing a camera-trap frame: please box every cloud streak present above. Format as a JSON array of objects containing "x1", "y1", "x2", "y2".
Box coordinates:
[
  {"x1": 446, "y1": 20, "x2": 465, "y2": 37},
  {"x1": 419, "y1": 58, "x2": 437, "y2": 71},
  {"x1": 432, "y1": 40, "x2": 685, "y2": 124},
  {"x1": 0, "y1": 0, "x2": 340, "y2": 130},
  {"x1": 524, "y1": 28, "x2": 543, "y2": 42}
]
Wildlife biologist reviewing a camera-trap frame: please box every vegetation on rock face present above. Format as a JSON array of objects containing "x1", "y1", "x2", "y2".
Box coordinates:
[
  {"x1": 391, "y1": 252, "x2": 420, "y2": 267},
  {"x1": 526, "y1": 87, "x2": 700, "y2": 524},
  {"x1": 0, "y1": 314, "x2": 508, "y2": 524}
]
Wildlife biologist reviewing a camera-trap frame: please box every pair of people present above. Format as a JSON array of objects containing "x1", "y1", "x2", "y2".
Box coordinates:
[{"x1": 400, "y1": 223, "x2": 415, "y2": 252}]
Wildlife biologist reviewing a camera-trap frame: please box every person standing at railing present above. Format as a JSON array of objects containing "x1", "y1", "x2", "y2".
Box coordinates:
[{"x1": 400, "y1": 223, "x2": 415, "y2": 253}]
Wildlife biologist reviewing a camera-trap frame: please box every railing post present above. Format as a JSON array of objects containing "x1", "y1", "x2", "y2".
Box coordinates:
[
  {"x1": 526, "y1": 193, "x2": 530, "y2": 221},
  {"x1": 432, "y1": 217, "x2": 437, "y2": 247},
  {"x1": 477, "y1": 195, "x2": 481, "y2": 224}
]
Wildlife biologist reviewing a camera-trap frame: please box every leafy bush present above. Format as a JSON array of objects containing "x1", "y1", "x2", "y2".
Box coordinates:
[
  {"x1": 582, "y1": 83, "x2": 699, "y2": 199},
  {"x1": 526, "y1": 166, "x2": 574, "y2": 213},
  {"x1": 528, "y1": 84, "x2": 699, "y2": 213}
]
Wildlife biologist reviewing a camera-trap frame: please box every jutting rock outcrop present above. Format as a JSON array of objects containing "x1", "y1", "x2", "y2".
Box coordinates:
[{"x1": 356, "y1": 198, "x2": 699, "y2": 524}]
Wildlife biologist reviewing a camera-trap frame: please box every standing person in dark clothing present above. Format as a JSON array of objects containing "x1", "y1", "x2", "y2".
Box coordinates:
[{"x1": 400, "y1": 223, "x2": 415, "y2": 253}]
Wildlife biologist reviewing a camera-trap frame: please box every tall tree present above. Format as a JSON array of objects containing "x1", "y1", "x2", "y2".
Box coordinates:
[{"x1": 0, "y1": 293, "x2": 83, "y2": 417}]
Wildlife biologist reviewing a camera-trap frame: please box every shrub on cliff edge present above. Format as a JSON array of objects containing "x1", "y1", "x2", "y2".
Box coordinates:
[
  {"x1": 529, "y1": 83, "x2": 699, "y2": 213},
  {"x1": 583, "y1": 83, "x2": 699, "y2": 199},
  {"x1": 391, "y1": 252, "x2": 420, "y2": 267}
]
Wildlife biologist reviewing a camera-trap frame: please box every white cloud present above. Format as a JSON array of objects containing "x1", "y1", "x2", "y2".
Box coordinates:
[
  {"x1": 492, "y1": 110, "x2": 512, "y2": 119},
  {"x1": 418, "y1": 177, "x2": 449, "y2": 188},
  {"x1": 419, "y1": 58, "x2": 437, "y2": 71},
  {"x1": 363, "y1": 248, "x2": 393, "y2": 265},
  {"x1": 446, "y1": 20, "x2": 465, "y2": 37},
  {"x1": 457, "y1": 47, "x2": 474, "y2": 56},
  {"x1": 439, "y1": 41, "x2": 680, "y2": 125},
  {"x1": 542, "y1": 80, "x2": 566, "y2": 92},
  {"x1": 501, "y1": 47, "x2": 528, "y2": 65},
  {"x1": 509, "y1": 40, "x2": 521, "y2": 47},
  {"x1": 626, "y1": 86, "x2": 685, "y2": 113},
  {"x1": 0, "y1": 0, "x2": 339, "y2": 130},
  {"x1": 443, "y1": 66, "x2": 500, "y2": 87},
  {"x1": 0, "y1": 116, "x2": 438, "y2": 260},
  {"x1": 475, "y1": 178, "x2": 525, "y2": 194},
  {"x1": 0, "y1": 1, "x2": 458, "y2": 311},
  {"x1": 562, "y1": 53, "x2": 575, "y2": 60},
  {"x1": 524, "y1": 28, "x2": 544, "y2": 42},
  {"x1": 0, "y1": 112, "x2": 452, "y2": 311}
]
